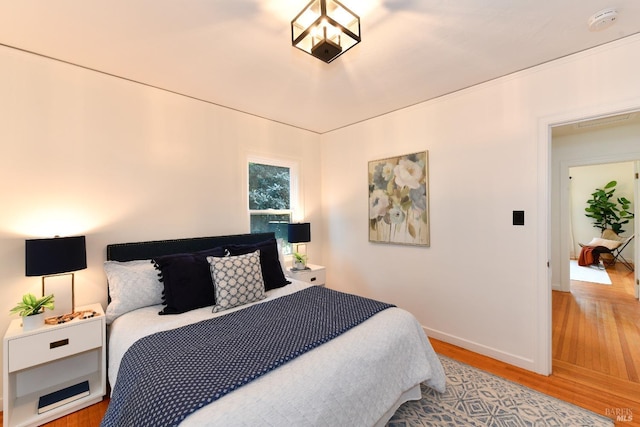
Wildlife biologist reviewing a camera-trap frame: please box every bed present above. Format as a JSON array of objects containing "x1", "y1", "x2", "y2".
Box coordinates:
[{"x1": 101, "y1": 232, "x2": 446, "y2": 426}]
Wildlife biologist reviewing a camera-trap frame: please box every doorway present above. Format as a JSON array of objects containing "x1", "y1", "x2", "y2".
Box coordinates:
[
  {"x1": 549, "y1": 112, "x2": 640, "y2": 391},
  {"x1": 552, "y1": 114, "x2": 639, "y2": 296},
  {"x1": 568, "y1": 161, "x2": 636, "y2": 284}
]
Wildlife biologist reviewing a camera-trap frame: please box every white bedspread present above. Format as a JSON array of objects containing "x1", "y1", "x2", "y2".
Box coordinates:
[{"x1": 107, "y1": 281, "x2": 446, "y2": 426}]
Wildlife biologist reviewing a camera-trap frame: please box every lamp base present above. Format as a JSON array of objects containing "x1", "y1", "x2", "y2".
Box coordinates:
[{"x1": 41, "y1": 273, "x2": 75, "y2": 318}]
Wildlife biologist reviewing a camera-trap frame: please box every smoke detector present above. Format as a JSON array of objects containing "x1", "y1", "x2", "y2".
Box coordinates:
[{"x1": 588, "y1": 8, "x2": 618, "y2": 31}]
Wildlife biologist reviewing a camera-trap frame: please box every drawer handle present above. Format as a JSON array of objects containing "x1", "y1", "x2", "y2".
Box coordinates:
[
  {"x1": 50, "y1": 338, "x2": 69, "y2": 349},
  {"x1": 310, "y1": 277, "x2": 316, "y2": 282}
]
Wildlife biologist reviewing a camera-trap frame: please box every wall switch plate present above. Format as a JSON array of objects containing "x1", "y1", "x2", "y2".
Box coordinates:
[{"x1": 513, "y1": 210, "x2": 525, "y2": 226}]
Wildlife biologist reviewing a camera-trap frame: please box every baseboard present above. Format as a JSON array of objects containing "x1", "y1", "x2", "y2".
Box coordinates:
[{"x1": 423, "y1": 326, "x2": 538, "y2": 373}]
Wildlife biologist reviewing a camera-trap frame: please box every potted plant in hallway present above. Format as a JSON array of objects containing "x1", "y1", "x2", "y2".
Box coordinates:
[
  {"x1": 584, "y1": 180, "x2": 634, "y2": 234},
  {"x1": 10, "y1": 293, "x2": 55, "y2": 331}
]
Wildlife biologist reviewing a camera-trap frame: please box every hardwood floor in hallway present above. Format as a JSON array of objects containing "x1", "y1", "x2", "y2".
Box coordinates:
[
  {"x1": 553, "y1": 260, "x2": 640, "y2": 423},
  {"x1": 554, "y1": 262, "x2": 639, "y2": 384}
]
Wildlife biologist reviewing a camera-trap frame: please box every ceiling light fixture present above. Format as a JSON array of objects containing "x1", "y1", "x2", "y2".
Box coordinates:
[{"x1": 291, "y1": 0, "x2": 361, "y2": 63}]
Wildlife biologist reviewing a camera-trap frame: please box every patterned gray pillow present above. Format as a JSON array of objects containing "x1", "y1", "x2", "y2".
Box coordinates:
[
  {"x1": 207, "y1": 251, "x2": 266, "y2": 313},
  {"x1": 104, "y1": 260, "x2": 164, "y2": 324}
]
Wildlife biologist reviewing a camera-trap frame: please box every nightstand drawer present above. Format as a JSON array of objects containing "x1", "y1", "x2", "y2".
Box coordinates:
[
  {"x1": 295, "y1": 270, "x2": 325, "y2": 285},
  {"x1": 289, "y1": 266, "x2": 326, "y2": 286},
  {"x1": 8, "y1": 320, "x2": 102, "y2": 372}
]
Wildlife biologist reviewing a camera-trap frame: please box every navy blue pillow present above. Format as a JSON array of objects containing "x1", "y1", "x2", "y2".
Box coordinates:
[
  {"x1": 154, "y1": 246, "x2": 225, "y2": 315},
  {"x1": 225, "y1": 238, "x2": 289, "y2": 291}
]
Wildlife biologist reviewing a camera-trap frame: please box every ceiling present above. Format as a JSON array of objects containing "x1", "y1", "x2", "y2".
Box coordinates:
[{"x1": 1, "y1": 1, "x2": 639, "y2": 134}]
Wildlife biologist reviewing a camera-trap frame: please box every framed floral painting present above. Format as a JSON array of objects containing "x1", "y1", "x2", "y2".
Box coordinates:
[{"x1": 368, "y1": 151, "x2": 429, "y2": 246}]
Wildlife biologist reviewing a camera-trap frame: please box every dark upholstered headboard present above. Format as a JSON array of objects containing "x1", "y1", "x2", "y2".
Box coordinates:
[{"x1": 106, "y1": 232, "x2": 275, "y2": 262}]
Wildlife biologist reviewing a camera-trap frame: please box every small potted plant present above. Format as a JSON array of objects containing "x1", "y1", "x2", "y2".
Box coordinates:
[
  {"x1": 292, "y1": 252, "x2": 308, "y2": 270},
  {"x1": 10, "y1": 293, "x2": 55, "y2": 331}
]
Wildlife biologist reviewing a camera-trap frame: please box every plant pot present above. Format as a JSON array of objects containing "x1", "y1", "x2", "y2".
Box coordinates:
[
  {"x1": 22, "y1": 312, "x2": 44, "y2": 331},
  {"x1": 293, "y1": 261, "x2": 307, "y2": 270}
]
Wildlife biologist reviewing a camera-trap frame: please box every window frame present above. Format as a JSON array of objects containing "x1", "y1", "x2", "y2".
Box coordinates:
[{"x1": 247, "y1": 155, "x2": 301, "y2": 252}]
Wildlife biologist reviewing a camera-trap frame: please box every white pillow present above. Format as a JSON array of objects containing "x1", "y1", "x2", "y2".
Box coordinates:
[
  {"x1": 207, "y1": 251, "x2": 265, "y2": 313},
  {"x1": 585, "y1": 237, "x2": 622, "y2": 250},
  {"x1": 104, "y1": 260, "x2": 164, "y2": 324}
]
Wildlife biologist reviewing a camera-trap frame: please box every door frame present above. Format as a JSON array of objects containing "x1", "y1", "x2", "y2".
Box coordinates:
[
  {"x1": 635, "y1": 160, "x2": 640, "y2": 299},
  {"x1": 536, "y1": 101, "x2": 640, "y2": 375},
  {"x1": 559, "y1": 156, "x2": 640, "y2": 293}
]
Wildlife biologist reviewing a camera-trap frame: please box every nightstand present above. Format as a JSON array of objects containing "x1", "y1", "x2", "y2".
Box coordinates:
[
  {"x1": 2, "y1": 303, "x2": 106, "y2": 427},
  {"x1": 287, "y1": 263, "x2": 326, "y2": 287}
]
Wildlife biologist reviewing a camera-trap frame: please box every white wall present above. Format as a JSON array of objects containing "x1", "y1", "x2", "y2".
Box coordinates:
[
  {"x1": 320, "y1": 34, "x2": 640, "y2": 372},
  {"x1": 0, "y1": 46, "x2": 322, "y2": 402}
]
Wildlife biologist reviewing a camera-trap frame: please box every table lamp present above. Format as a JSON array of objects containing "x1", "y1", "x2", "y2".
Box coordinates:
[
  {"x1": 25, "y1": 235, "x2": 87, "y2": 318},
  {"x1": 288, "y1": 222, "x2": 311, "y2": 260}
]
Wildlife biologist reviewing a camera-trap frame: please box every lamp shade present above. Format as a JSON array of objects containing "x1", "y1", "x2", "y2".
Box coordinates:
[
  {"x1": 288, "y1": 223, "x2": 311, "y2": 243},
  {"x1": 25, "y1": 236, "x2": 87, "y2": 276}
]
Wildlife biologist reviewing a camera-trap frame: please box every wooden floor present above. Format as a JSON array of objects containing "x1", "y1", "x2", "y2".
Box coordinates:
[
  {"x1": 554, "y1": 262, "x2": 639, "y2": 386},
  {"x1": 436, "y1": 261, "x2": 640, "y2": 426},
  {"x1": 2, "y1": 262, "x2": 638, "y2": 426}
]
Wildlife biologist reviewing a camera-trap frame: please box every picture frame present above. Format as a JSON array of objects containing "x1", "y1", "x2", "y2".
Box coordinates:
[{"x1": 368, "y1": 151, "x2": 430, "y2": 246}]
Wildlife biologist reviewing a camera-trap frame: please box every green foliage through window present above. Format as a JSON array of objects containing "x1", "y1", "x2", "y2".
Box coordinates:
[
  {"x1": 250, "y1": 214, "x2": 291, "y2": 240},
  {"x1": 248, "y1": 161, "x2": 294, "y2": 252},
  {"x1": 249, "y1": 163, "x2": 290, "y2": 210}
]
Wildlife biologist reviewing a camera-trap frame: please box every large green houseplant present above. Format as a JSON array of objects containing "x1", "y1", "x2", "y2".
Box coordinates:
[{"x1": 584, "y1": 180, "x2": 634, "y2": 235}]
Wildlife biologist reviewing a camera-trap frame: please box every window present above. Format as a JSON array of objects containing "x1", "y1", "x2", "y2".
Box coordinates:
[{"x1": 248, "y1": 158, "x2": 299, "y2": 253}]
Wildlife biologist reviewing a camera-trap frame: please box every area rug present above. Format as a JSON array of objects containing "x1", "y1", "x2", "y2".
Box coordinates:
[
  {"x1": 569, "y1": 260, "x2": 612, "y2": 285},
  {"x1": 387, "y1": 355, "x2": 613, "y2": 426}
]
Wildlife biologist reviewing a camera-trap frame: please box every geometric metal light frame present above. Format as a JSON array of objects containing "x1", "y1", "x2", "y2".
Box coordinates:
[{"x1": 291, "y1": 0, "x2": 361, "y2": 63}]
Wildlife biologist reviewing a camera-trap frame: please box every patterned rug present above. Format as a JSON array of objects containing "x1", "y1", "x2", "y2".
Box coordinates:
[{"x1": 388, "y1": 356, "x2": 613, "y2": 426}]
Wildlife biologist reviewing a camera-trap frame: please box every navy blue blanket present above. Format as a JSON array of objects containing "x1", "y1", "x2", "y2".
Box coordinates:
[{"x1": 101, "y1": 286, "x2": 394, "y2": 427}]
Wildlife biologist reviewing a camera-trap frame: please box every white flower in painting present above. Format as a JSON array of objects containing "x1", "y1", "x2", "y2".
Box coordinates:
[
  {"x1": 394, "y1": 159, "x2": 422, "y2": 189},
  {"x1": 382, "y1": 163, "x2": 394, "y2": 181},
  {"x1": 369, "y1": 189, "x2": 390, "y2": 219},
  {"x1": 389, "y1": 207, "x2": 405, "y2": 224}
]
